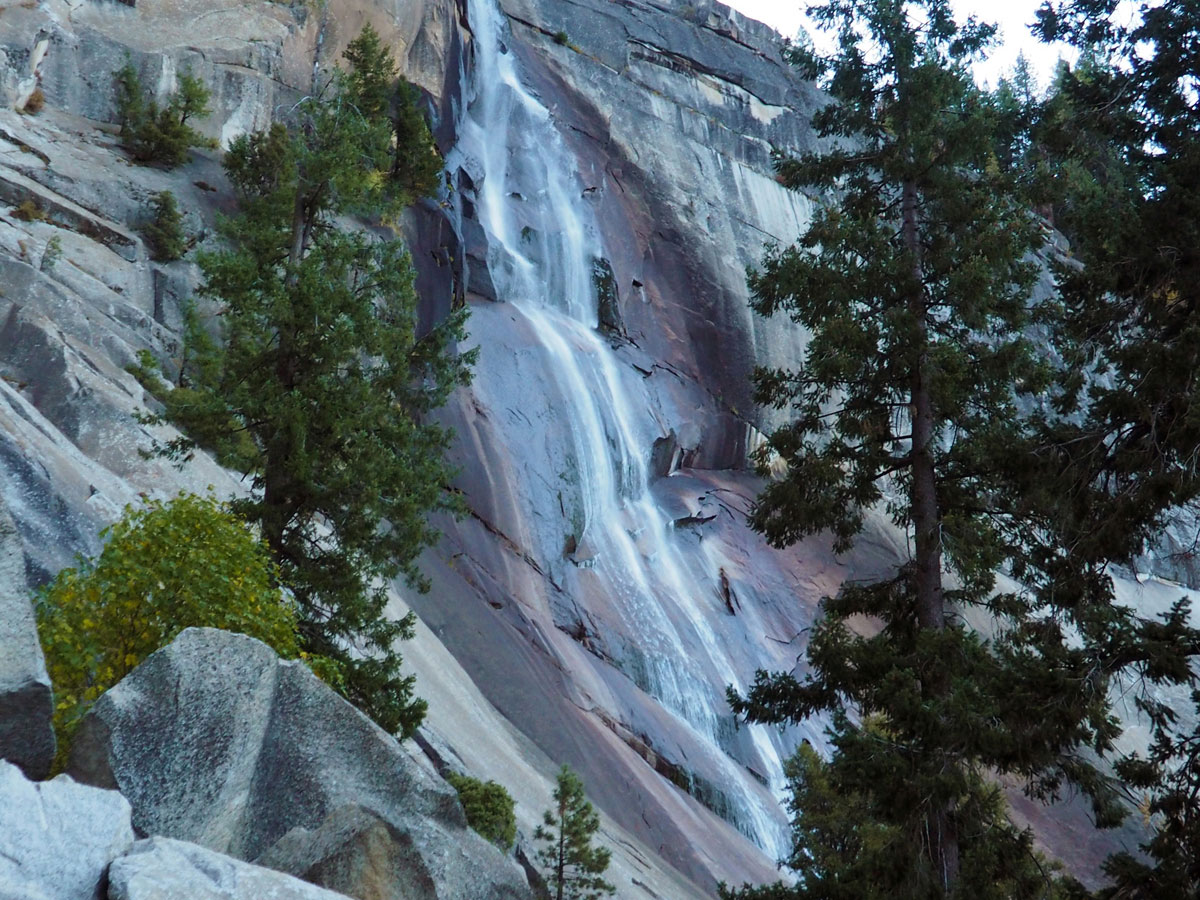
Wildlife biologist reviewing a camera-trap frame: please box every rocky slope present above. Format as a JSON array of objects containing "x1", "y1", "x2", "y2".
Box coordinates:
[
  {"x1": 70, "y1": 627, "x2": 535, "y2": 900},
  {"x1": 0, "y1": 0, "x2": 1169, "y2": 895},
  {"x1": 0, "y1": 0, "x2": 836, "y2": 891},
  {"x1": 0, "y1": 628, "x2": 537, "y2": 900}
]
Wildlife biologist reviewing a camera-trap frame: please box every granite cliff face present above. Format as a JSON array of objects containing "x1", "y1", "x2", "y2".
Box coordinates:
[
  {"x1": 2, "y1": 0, "x2": 1185, "y2": 892},
  {"x1": 2, "y1": 0, "x2": 1119, "y2": 896},
  {"x1": 410, "y1": 0, "x2": 861, "y2": 884},
  {"x1": 0, "y1": 0, "x2": 847, "y2": 890}
]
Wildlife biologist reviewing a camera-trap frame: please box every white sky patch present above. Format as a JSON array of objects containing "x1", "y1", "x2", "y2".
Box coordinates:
[{"x1": 725, "y1": 0, "x2": 1081, "y2": 93}]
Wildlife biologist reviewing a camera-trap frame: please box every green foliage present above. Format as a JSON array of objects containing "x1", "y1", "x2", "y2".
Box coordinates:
[
  {"x1": 390, "y1": 79, "x2": 444, "y2": 201},
  {"x1": 1028, "y1": 1, "x2": 1200, "y2": 557},
  {"x1": 446, "y1": 772, "x2": 517, "y2": 851},
  {"x1": 152, "y1": 26, "x2": 473, "y2": 739},
  {"x1": 35, "y1": 494, "x2": 301, "y2": 762},
  {"x1": 1096, "y1": 680, "x2": 1200, "y2": 899},
  {"x1": 741, "y1": 0, "x2": 1200, "y2": 892},
  {"x1": 341, "y1": 24, "x2": 395, "y2": 120},
  {"x1": 143, "y1": 190, "x2": 186, "y2": 261},
  {"x1": 126, "y1": 348, "x2": 169, "y2": 400},
  {"x1": 40, "y1": 235, "x2": 62, "y2": 272},
  {"x1": 114, "y1": 61, "x2": 214, "y2": 167},
  {"x1": 534, "y1": 766, "x2": 614, "y2": 900},
  {"x1": 732, "y1": 0, "x2": 1121, "y2": 895},
  {"x1": 1027, "y1": 3, "x2": 1200, "y2": 895},
  {"x1": 720, "y1": 730, "x2": 1086, "y2": 900},
  {"x1": 553, "y1": 31, "x2": 570, "y2": 46},
  {"x1": 342, "y1": 24, "x2": 443, "y2": 204}
]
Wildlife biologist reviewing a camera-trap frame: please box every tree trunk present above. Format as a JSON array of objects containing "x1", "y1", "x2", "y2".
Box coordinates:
[
  {"x1": 260, "y1": 177, "x2": 310, "y2": 599},
  {"x1": 902, "y1": 177, "x2": 959, "y2": 890},
  {"x1": 556, "y1": 815, "x2": 565, "y2": 900},
  {"x1": 261, "y1": 447, "x2": 293, "y2": 567}
]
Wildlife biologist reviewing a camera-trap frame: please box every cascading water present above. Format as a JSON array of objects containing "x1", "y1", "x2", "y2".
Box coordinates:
[{"x1": 448, "y1": 0, "x2": 795, "y2": 858}]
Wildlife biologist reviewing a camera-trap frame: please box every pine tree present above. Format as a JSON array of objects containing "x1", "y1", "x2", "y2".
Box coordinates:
[
  {"x1": 987, "y1": 54, "x2": 1044, "y2": 181},
  {"x1": 729, "y1": 1, "x2": 1115, "y2": 895},
  {"x1": 114, "y1": 62, "x2": 213, "y2": 167},
  {"x1": 143, "y1": 190, "x2": 186, "y2": 262},
  {"x1": 156, "y1": 28, "x2": 473, "y2": 737},
  {"x1": 1031, "y1": 3, "x2": 1200, "y2": 895},
  {"x1": 341, "y1": 23, "x2": 443, "y2": 201},
  {"x1": 534, "y1": 766, "x2": 615, "y2": 900},
  {"x1": 719, "y1": 727, "x2": 1079, "y2": 900},
  {"x1": 1031, "y1": 0, "x2": 1200, "y2": 536}
]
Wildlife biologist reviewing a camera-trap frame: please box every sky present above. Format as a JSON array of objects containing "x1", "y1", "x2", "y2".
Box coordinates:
[{"x1": 723, "y1": 0, "x2": 1081, "y2": 91}]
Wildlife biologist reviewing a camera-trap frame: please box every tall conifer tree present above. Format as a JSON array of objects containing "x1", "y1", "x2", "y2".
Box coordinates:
[
  {"x1": 729, "y1": 1, "x2": 1115, "y2": 895},
  {"x1": 1031, "y1": 3, "x2": 1200, "y2": 895},
  {"x1": 158, "y1": 28, "x2": 472, "y2": 737},
  {"x1": 534, "y1": 766, "x2": 615, "y2": 900}
]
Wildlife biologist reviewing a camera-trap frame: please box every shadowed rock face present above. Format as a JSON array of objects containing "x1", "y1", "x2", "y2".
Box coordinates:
[{"x1": 0, "y1": 498, "x2": 54, "y2": 778}]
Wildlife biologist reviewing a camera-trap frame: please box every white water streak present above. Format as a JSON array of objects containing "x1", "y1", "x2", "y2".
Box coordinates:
[{"x1": 454, "y1": 0, "x2": 789, "y2": 857}]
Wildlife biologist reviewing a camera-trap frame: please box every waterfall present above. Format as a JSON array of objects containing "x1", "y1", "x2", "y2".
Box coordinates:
[{"x1": 449, "y1": 0, "x2": 793, "y2": 859}]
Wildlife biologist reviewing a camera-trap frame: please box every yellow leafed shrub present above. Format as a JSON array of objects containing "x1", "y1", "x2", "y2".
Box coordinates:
[{"x1": 35, "y1": 493, "x2": 306, "y2": 765}]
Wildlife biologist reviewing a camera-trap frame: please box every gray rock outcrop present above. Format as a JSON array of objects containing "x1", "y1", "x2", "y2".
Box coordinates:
[
  {"x1": 68, "y1": 628, "x2": 533, "y2": 900},
  {"x1": 256, "y1": 803, "x2": 531, "y2": 900},
  {"x1": 0, "y1": 498, "x2": 54, "y2": 779},
  {"x1": 108, "y1": 837, "x2": 353, "y2": 900},
  {"x1": 0, "y1": 759, "x2": 134, "y2": 900}
]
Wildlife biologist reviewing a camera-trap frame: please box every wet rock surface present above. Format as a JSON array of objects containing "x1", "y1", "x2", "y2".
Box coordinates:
[{"x1": 409, "y1": 0, "x2": 836, "y2": 887}]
